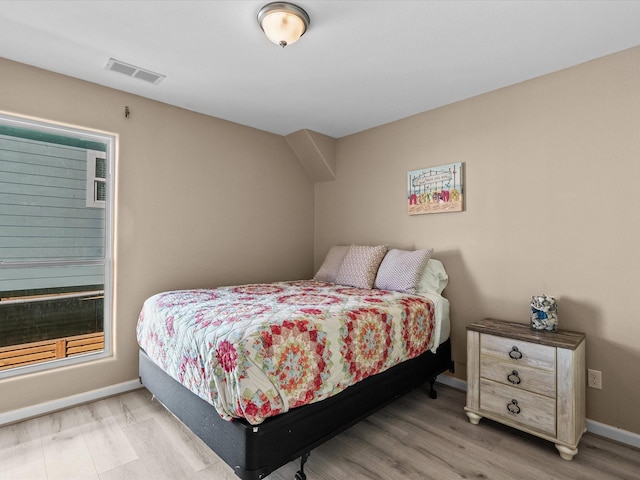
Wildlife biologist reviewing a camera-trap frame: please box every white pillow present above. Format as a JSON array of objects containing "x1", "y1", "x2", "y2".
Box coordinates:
[
  {"x1": 416, "y1": 259, "x2": 448, "y2": 295},
  {"x1": 374, "y1": 248, "x2": 433, "y2": 294},
  {"x1": 314, "y1": 245, "x2": 349, "y2": 283}
]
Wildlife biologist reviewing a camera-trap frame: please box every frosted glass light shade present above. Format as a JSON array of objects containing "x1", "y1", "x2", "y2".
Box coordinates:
[{"x1": 258, "y1": 2, "x2": 310, "y2": 47}]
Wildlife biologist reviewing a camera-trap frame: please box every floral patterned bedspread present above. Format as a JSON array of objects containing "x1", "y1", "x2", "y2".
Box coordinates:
[{"x1": 137, "y1": 280, "x2": 441, "y2": 425}]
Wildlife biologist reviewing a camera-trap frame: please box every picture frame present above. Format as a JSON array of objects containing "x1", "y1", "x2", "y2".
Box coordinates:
[{"x1": 407, "y1": 162, "x2": 464, "y2": 215}]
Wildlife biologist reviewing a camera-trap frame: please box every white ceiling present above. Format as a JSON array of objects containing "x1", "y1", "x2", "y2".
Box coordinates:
[{"x1": 1, "y1": 1, "x2": 640, "y2": 138}]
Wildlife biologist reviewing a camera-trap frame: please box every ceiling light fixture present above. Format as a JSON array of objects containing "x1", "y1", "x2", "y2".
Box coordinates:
[{"x1": 257, "y1": 2, "x2": 310, "y2": 48}]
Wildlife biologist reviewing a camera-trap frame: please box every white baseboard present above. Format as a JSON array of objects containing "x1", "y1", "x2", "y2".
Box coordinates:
[
  {"x1": 586, "y1": 419, "x2": 640, "y2": 449},
  {"x1": 0, "y1": 379, "x2": 142, "y2": 427},
  {"x1": 436, "y1": 375, "x2": 640, "y2": 450},
  {"x1": 3, "y1": 376, "x2": 639, "y2": 451},
  {"x1": 436, "y1": 373, "x2": 468, "y2": 392}
]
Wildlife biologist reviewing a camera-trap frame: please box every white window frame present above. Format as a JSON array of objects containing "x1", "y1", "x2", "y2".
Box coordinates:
[
  {"x1": 86, "y1": 150, "x2": 107, "y2": 208},
  {"x1": 0, "y1": 112, "x2": 115, "y2": 378}
]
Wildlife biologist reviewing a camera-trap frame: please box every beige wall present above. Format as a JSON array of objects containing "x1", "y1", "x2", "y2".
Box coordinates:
[
  {"x1": 315, "y1": 46, "x2": 640, "y2": 435},
  {"x1": 2, "y1": 45, "x2": 639, "y2": 436},
  {"x1": 0, "y1": 58, "x2": 314, "y2": 413}
]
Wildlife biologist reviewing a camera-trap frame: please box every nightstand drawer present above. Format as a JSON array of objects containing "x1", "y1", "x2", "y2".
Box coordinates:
[
  {"x1": 481, "y1": 333, "x2": 555, "y2": 371},
  {"x1": 480, "y1": 358, "x2": 556, "y2": 398},
  {"x1": 480, "y1": 378, "x2": 556, "y2": 435}
]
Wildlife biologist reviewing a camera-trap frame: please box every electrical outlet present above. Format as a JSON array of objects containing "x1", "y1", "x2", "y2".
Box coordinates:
[{"x1": 588, "y1": 369, "x2": 602, "y2": 389}]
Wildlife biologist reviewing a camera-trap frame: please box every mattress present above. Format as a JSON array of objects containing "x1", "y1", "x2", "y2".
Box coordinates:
[
  {"x1": 419, "y1": 291, "x2": 450, "y2": 347},
  {"x1": 137, "y1": 280, "x2": 450, "y2": 425}
]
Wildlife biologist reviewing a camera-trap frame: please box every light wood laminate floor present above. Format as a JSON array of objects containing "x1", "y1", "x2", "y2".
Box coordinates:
[{"x1": 1, "y1": 384, "x2": 638, "y2": 480}]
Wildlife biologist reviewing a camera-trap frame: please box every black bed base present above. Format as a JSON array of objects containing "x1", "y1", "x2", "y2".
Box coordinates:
[{"x1": 139, "y1": 339, "x2": 452, "y2": 480}]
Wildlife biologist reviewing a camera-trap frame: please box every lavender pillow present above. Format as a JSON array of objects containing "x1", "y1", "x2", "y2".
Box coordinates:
[
  {"x1": 314, "y1": 245, "x2": 350, "y2": 283},
  {"x1": 375, "y1": 248, "x2": 433, "y2": 294}
]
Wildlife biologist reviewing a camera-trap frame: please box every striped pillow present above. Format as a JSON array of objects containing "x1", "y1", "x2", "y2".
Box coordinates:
[
  {"x1": 335, "y1": 245, "x2": 388, "y2": 289},
  {"x1": 374, "y1": 248, "x2": 433, "y2": 294},
  {"x1": 314, "y1": 245, "x2": 350, "y2": 283}
]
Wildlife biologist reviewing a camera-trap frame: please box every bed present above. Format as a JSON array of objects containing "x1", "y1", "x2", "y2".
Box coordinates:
[{"x1": 137, "y1": 247, "x2": 453, "y2": 480}]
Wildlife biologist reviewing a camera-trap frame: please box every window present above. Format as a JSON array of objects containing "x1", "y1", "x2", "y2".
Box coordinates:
[
  {"x1": 0, "y1": 113, "x2": 114, "y2": 377},
  {"x1": 86, "y1": 150, "x2": 107, "y2": 208}
]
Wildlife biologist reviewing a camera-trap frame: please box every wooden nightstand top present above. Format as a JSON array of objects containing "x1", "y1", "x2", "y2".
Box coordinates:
[{"x1": 467, "y1": 318, "x2": 585, "y2": 350}]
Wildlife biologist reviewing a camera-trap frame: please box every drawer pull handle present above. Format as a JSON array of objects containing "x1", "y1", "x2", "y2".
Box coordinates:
[
  {"x1": 508, "y1": 346, "x2": 523, "y2": 360},
  {"x1": 507, "y1": 399, "x2": 521, "y2": 415},
  {"x1": 507, "y1": 370, "x2": 521, "y2": 385}
]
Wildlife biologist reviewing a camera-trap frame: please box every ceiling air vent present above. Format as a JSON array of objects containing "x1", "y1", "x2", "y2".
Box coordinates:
[{"x1": 105, "y1": 58, "x2": 166, "y2": 85}]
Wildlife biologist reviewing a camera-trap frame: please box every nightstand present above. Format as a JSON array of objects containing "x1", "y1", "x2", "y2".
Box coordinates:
[{"x1": 465, "y1": 318, "x2": 586, "y2": 460}]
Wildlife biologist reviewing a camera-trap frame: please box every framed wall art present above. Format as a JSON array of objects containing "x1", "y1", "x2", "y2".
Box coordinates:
[{"x1": 407, "y1": 162, "x2": 464, "y2": 215}]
